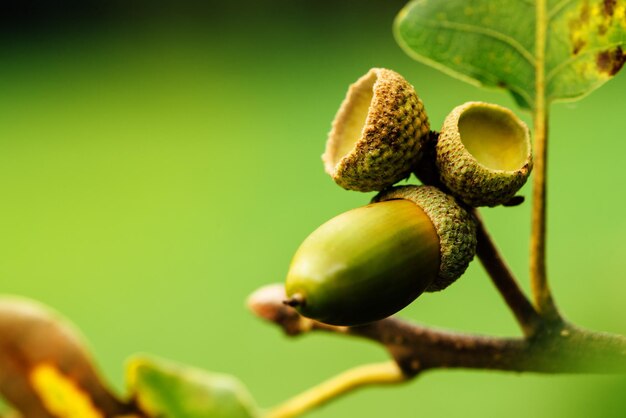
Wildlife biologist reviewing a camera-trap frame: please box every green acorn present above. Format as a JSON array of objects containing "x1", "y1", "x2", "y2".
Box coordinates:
[
  {"x1": 322, "y1": 68, "x2": 430, "y2": 192},
  {"x1": 436, "y1": 101, "x2": 532, "y2": 207},
  {"x1": 284, "y1": 185, "x2": 476, "y2": 326}
]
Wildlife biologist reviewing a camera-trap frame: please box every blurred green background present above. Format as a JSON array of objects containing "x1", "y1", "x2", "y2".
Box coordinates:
[{"x1": 1, "y1": 1, "x2": 625, "y2": 417}]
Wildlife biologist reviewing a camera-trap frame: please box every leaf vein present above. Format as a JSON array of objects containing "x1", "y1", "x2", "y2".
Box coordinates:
[
  {"x1": 453, "y1": 59, "x2": 534, "y2": 105},
  {"x1": 421, "y1": 20, "x2": 537, "y2": 66},
  {"x1": 546, "y1": 41, "x2": 625, "y2": 84},
  {"x1": 548, "y1": 0, "x2": 577, "y2": 21},
  {"x1": 394, "y1": 32, "x2": 533, "y2": 107}
]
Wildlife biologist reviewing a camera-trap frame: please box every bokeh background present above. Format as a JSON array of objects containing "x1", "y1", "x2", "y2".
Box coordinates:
[{"x1": 1, "y1": 1, "x2": 625, "y2": 417}]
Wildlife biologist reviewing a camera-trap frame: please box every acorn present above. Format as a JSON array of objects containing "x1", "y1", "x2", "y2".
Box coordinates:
[
  {"x1": 284, "y1": 185, "x2": 476, "y2": 326},
  {"x1": 322, "y1": 68, "x2": 430, "y2": 192},
  {"x1": 436, "y1": 101, "x2": 532, "y2": 207}
]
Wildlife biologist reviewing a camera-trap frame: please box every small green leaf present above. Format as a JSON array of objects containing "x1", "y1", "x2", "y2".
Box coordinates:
[
  {"x1": 395, "y1": 0, "x2": 626, "y2": 109},
  {"x1": 127, "y1": 356, "x2": 260, "y2": 418}
]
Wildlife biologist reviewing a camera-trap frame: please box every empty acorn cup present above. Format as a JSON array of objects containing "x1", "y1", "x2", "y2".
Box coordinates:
[
  {"x1": 436, "y1": 102, "x2": 532, "y2": 207},
  {"x1": 323, "y1": 68, "x2": 430, "y2": 192}
]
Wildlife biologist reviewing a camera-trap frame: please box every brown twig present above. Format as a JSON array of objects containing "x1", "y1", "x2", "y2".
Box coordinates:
[
  {"x1": 249, "y1": 284, "x2": 626, "y2": 378},
  {"x1": 473, "y1": 210, "x2": 542, "y2": 336}
]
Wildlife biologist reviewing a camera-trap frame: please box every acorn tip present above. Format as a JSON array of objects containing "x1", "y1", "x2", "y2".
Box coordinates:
[{"x1": 283, "y1": 293, "x2": 306, "y2": 308}]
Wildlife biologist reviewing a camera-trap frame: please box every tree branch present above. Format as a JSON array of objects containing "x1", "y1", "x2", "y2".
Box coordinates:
[
  {"x1": 249, "y1": 285, "x2": 626, "y2": 378},
  {"x1": 473, "y1": 210, "x2": 541, "y2": 336}
]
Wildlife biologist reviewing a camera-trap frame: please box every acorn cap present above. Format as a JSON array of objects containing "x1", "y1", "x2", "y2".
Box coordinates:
[
  {"x1": 374, "y1": 185, "x2": 477, "y2": 291},
  {"x1": 436, "y1": 101, "x2": 532, "y2": 207},
  {"x1": 285, "y1": 199, "x2": 440, "y2": 326},
  {"x1": 323, "y1": 68, "x2": 430, "y2": 192}
]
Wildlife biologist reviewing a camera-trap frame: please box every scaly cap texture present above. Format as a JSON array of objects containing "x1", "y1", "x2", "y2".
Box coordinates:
[
  {"x1": 323, "y1": 68, "x2": 430, "y2": 192},
  {"x1": 436, "y1": 101, "x2": 532, "y2": 207},
  {"x1": 374, "y1": 185, "x2": 477, "y2": 291}
]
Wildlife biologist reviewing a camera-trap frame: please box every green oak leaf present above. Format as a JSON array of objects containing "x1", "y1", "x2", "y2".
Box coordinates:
[
  {"x1": 395, "y1": 0, "x2": 626, "y2": 109},
  {"x1": 127, "y1": 356, "x2": 260, "y2": 418}
]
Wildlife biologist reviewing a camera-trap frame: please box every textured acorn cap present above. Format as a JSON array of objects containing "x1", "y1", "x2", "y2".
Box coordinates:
[
  {"x1": 436, "y1": 102, "x2": 532, "y2": 207},
  {"x1": 323, "y1": 68, "x2": 430, "y2": 192},
  {"x1": 374, "y1": 185, "x2": 477, "y2": 291}
]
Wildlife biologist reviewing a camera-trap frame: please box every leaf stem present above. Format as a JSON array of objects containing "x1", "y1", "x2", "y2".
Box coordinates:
[
  {"x1": 265, "y1": 362, "x2": 407, "y2": 418},
  {"x1": 531, "y1": 0, "x2": 559, "y2": 319}
]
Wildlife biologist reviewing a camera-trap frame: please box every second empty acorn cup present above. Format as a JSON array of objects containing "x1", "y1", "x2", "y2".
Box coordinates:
[{"x1": 436, "y1": 101, "x2": 532, "y2": 207}]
